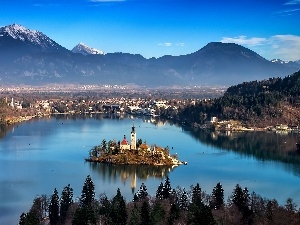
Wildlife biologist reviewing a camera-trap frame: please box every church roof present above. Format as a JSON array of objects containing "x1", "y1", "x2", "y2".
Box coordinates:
[{"x1": 121, "y1": 138, "x2": 128, "y2": 145}]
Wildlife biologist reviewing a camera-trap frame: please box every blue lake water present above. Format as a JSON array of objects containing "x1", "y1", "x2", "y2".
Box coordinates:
[{"x1": 0, "y1": 114, "x2": 300, "y2": 224}]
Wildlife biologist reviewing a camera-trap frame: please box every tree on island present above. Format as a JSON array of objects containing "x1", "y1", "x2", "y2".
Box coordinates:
[
  {"x1": 137, "y1": 138, "x2": 143, "y2": 148},
  {"x1": 101, "y1": 139, "x2": 107, "y2": 154}
]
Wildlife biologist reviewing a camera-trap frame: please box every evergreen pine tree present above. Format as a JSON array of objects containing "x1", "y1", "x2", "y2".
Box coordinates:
[
  {"x1": 231, "y1": 184, "x2": 253, "y2": 221},
  {"x1": 72, "y1": 207, "x2": 87, "y2": 225},
  {"x1": 49, "y1": 188, "x2": 60, "y2": 225},
  {"x1": 76, "y1": 175, "x2": 97, "y2": 225},
  {"x1": 188, "y1": 204, "x2": 216, "y2": 225},
  {"x1": 156, "y1": 182, "x2": 164, "y2": 200},
  {"x1": 162, "y1": 176, "x2": 172, "y2": 199},
  {"x1": 168, "y1": 203, "x2": 179, "y2": 225},
  {"x1": 211, "y1": 182, "x2": 224, "y2": 209},
  {"x1": 101, "y1": 139, "x2": 107, "y2": 153},
  {"x1": 191, "y1": 183, "x2": 202, "y2": 206},
  {"x1": 99, "y1": 194, "x2": 112, "y2": 222},
  {"x1": 20, "y1": 212, "x2": 39, "y2": 225},
  {"x1": 199, "y1": 205, "x2": 216, "y2": 225},
  {"x1": 18, "y1": 213, "x2": 27, "y2": 225},
  {"x1": 140, "y1": 201, "x2": 151, "y2": 225},
  {"x1": 179, "y1": 188, "x2": 189, "y2": 211},
  {"x1": 150, "y1": 202, "x2": 165, "y2": 224},
  {"x1": 60, "y1": 184, "x2": 73, "y2": 224},
  {"x1": 231, "y1": 184, "x2": 245, "y2": 210},
  {"x1": 80, "y1": 175, "x2": 95, "y2": 208},
  {"x1": 111, "y1": 188, "x2": 128, "y2": 225},
  {"x1": 138, "y1": 183, "x2": 148, "y2": 200},
  {"x1": 133, "y1": 193, "x2": 139, "y2": 202},
  {"x1": 134, "y1": 183, "x2": 148, "y2": 201},
  {"x1": 130, "y1": 204, "x2": 140, "y2": 225}
]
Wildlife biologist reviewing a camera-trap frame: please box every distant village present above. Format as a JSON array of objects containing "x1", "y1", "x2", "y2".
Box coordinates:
[
  {"x1": 3, "y1": 95, "x2": 300, "y2": 133},
  {"x1": 196, "y1": 116, "x2": 300, "y2": 133}
]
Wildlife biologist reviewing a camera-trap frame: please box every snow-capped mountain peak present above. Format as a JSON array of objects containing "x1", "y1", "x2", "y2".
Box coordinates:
[
  {"x1": 271, "y1": 59, "x2": 288, "y2": 64},
  {"x1": 72, "y1": 42, "x2": 104, "y2": 55},
  {"x1": 0, "y1": 23, "x2": 63, "y2": 52}
]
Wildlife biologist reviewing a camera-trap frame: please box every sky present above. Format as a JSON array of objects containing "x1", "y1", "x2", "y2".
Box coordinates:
[{"x1": 0, "y1": 0, "x2": 300, "y2": 61}]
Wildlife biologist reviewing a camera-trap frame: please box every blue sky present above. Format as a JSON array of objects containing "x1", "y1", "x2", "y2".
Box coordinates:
[{"x1": 0, "y1": 0, "x2": 300, "y2": 61}]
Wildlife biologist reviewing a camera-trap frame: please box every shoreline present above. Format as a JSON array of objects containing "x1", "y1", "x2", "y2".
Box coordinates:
[{"x1": 85, "y1": 150, "x2": 183, "y2": 167}]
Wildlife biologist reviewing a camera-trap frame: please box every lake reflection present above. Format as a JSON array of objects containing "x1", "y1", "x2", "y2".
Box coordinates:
[
  {"x1": 89, "y1": 163, "x2": 176, "y2": 193},
  {"x1": 186, "y1": 128, "x2": 300, "y2": 176},
  {"x1": 0, "y1": 114, "x2": 300, "y2": 225}
]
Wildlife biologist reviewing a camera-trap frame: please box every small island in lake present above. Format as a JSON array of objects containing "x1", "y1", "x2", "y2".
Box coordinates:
[{"x1": 86, "y1": 123, "x2": 182, "y2": 166}]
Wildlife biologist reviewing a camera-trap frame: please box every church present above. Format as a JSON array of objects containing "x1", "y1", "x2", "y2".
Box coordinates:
[{"x1": 120, "y1": 122, "x2": 136, "y2": 152}]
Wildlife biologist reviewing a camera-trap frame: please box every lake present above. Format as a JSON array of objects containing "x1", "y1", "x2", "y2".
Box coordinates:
[{"x1": 1, "y1": 114, "x2": 300, "y2": 224}]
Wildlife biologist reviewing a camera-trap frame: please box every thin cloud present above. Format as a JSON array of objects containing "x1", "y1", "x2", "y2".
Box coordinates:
[
  {"x1": 158, "y1": 42, "x2": 185, "y2": 47},
  {"x1": 221, "y1": 36, "x2": 267, "y2": 46},
  {"x1": 221, "y1": 35, "x2": 300, "y2": 61},
  {"x1": 175, "y1": 42, "x2": 185, "y2": 47},
  {"x1": 158, "y1": 42, "x2": 172, "y2": 47},
  {"x1": 269, "y1": 35, "x2": 300, "y2": 61},
  {"x1": 274, "y1": 8, "x2": 300, "y2": 16},
  {"x1": 284, "y1": 0, "x2": 300, "y2": 5}
]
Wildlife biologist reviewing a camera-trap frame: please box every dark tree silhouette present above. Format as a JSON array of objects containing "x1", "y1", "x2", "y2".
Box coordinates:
[
  {"x1": 156, "y1": 182, "x2": 164, "y2": 200},
  {"x1": 134, "y1": 183, "x2": 148, "y2": 201},
  {"x1": 60, "y1": 184, "x2": 73, "y2": 224},
  {"x1": 49, "y1": 188, "x2": 60, "y2": 225},
  {"x1": 130, "y1": 204, "x2": 140, "y2": 225},
  {"x1": 110, "y1": 188, "x2": 128, "y2": 225},
  {"x1": 162, "y1": 176, "x2": 172, "y2": 199},
  {"x1": 80, "y1": 175, "x2": 95, "y2": 208},
  {"x1": 211, "y1": 182, "x2": 224, "y2": 209},
  {"x1": 168, "y1": 203, "x2": 180, "y2": 225},
  {"x1": 140, "y1": 201, "x2": 151, "y2": 225},
  {"x1": 192, "y1": 183, "x2": 202, "y2": 206}
]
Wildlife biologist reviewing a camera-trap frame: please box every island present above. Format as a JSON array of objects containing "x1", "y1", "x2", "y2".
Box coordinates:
[{"x1": 85, "y1": 123, "x2": 183, "y2": 166}]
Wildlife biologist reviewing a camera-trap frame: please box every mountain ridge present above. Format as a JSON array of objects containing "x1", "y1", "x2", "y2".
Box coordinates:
[
  {"x1": 0, "y1": 24, "x2": 299, "y2": 87},
  {"x1": 72, "y1": 42, "x2": 104, "y2": 55}
]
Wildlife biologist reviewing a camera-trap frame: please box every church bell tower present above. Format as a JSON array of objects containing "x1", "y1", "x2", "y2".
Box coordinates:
[{"x1": 130, "y1": 122, "x2": 136, "y2": 150}]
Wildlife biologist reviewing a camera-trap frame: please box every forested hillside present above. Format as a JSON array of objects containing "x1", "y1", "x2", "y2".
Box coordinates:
[{"x1": 178, "y1": 70, "x2": 300, "y2": 127}]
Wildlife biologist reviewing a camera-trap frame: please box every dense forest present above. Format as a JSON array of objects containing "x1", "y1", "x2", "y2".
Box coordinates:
[
  {"x1": 19, "y1": 175, "x2": 299, "y2": 225},
  {"x1": 176, "y1": 70, "x2": 300, "y2": 127}
]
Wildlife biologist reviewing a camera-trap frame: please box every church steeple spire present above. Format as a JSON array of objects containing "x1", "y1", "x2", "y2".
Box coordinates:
[{"x1": 130, "y1": 121, "x2": 136, "y2": 150}]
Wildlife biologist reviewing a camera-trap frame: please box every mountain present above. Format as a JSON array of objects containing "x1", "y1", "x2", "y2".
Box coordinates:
[
  {"x1": 0, "y1": 24, "x2": 299, "y2": 87},
  {"x1": 271, "y1": 58, "x2": 300, "y2": 70},
  {"x1": 0, "y1": 23, "x2": 67, "y2": 54},
  {"x1": 72, "y1": 42, "x2": 104, "y2": 55},
  {"x1": 148, "y1": 42, "x2": 299, "y2": 85}
]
